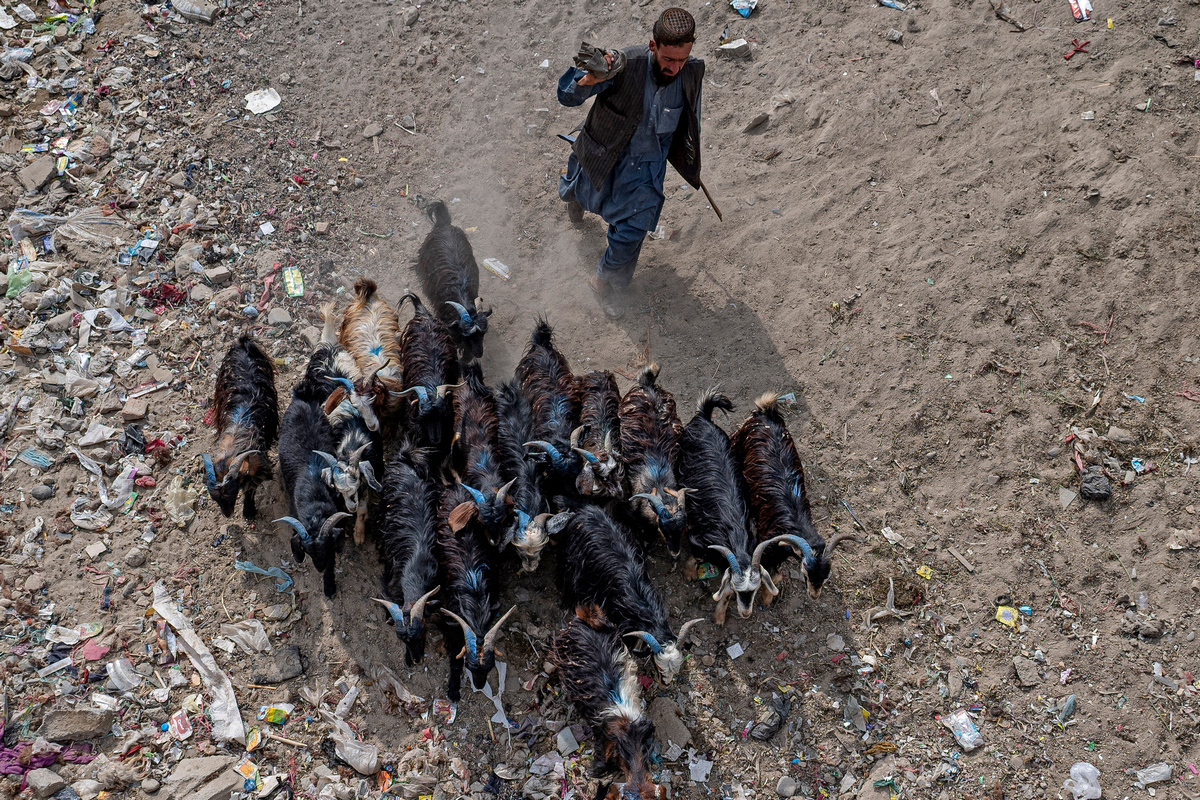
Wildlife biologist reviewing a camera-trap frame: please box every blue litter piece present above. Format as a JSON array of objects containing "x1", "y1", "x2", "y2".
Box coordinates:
[{"x1": 234, "y1": 559, "x2": 293, "y2": 592}]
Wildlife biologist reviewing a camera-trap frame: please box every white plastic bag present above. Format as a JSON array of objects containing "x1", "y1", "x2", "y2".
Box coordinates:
[{"x1": 1063, "y1": 762, "x2": 1101, "y2": 800}]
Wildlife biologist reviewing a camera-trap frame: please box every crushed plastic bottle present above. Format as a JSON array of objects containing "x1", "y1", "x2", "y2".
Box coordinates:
[{"x1": 1063, "y1": 762, "x2": 1101, "y2": 800}]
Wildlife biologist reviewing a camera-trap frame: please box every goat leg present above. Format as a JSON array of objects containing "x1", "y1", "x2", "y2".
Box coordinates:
[
  {"x1": 242, "y1": 484, "x2": 257, "y2": 520},
  {"x1": 713, "y1": 588, "x2": 731, "y2": 626},
  {"x1": 322, "y1": 567, "x2": 337, "y2": 598},
  {"x1": 443, "y1": 625, "x2": 466, "y2": 703},
  {"x1": 354, "y1": 504, "x2": 367, "y2": 546},
  {"x1": 759, "y1": 570, "x2": 785, "y2": 607}
]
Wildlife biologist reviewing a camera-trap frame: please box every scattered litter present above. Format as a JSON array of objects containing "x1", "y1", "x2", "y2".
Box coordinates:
[
  {"x1": 245, "y1": 88, "x2": 282, "y2": 114},
  {"x1": 234, "y1": 559, "x2": 294, "y2": 592},
  {"x1": 482, "y1": 257, "x2": 511, "y2": 280},
  {"x1": 942, "y1": 708, "x2": 983, "y2": 751},
  {"x1": 1063, "y1": 762, "x2": 1102, "y2": 800},
  {"x1": 996, "y1": 606, "x2": 1018, "y2": 627},
  {"x1": 1134, "y1": 763, "x2": 1172, "y2": 788},
  {"x1": 727, "y1": 642, "x2": 745, "y2": 659},
  {"x1": 729, "y1": 0, "x2": 757, "y2": 16}
]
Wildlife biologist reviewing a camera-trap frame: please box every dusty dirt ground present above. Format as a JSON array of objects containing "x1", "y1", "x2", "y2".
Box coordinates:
[{"x1": 4, "y1": 0, "x2": 1200, "y2": 795}]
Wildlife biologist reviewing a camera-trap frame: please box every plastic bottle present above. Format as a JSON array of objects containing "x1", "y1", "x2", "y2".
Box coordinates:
[
  {"x1": 171, "y1": 0, "x2": 217, "y2": 23},
  {"x1": 1062, "y1": 762, "x2": 1101, "y2": 800}
]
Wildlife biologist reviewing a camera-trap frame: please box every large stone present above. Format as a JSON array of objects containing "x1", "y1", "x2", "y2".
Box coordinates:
[
  {"x1": 18, "y1": 155, "x2": 56, "y2": 192},
  {"x1": 39, "y1": 709, "x2": 115, "y2": 741},
  {"x1": 1013, "y1": 656, "x2": 1040, "y2": 687},
  {"x1": 204, "y1": 266, "x2": 232, "y2": 286},
  {"x1": 361, "y1": 122, "x2": 384, "y2": 138},
  {"x1": 122, "y1": 397, "x2": 148, "y2": 421},
  {"x1": 250, "y1": 645, "x2": 305, "y2": 684},
  {"x1": 214, "y1": 286, "x2": 242, "y2": 306},
  {"x1": 266, "y1": 307, "x2": 292, "y2": 326},
  {"x1": 648, "y1": 697, "x2": 691, "y2": 747},
  {"x1": 301, "y1": 326, "x2": 322, "y2": 350},
  {"x1": 776, "y1": 776, "x2": 797, "y2": 798},
  {"x1": 1106, "y1": 425, "x2": 1135, "y2": 444},
  {"x1": 161, "y1": 756, "x2": 235, "y2": 800},
  {"x1": 190, "y1": 284, "x2": 214, "y2": 303},
  {"x1": 193, "y1": 771, "x2": 242, "y2": 800},
  {"x1": 856, "y1": 756, "x2": 896, "y2": 800},
  {"x1": 27, "y1": 768, "x2": 66, "y2": 798}
]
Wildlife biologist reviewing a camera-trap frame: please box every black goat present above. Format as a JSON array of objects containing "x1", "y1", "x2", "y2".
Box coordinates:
[
  {"x1": 451, "y1": 362, "x2": 516, "y2": 546},
  {"x1": 619, "y1": 365, "x2": 687, "y2": 556},
  {"x1": 436, "y1": 485, "x2": 515, "y2": 702},
  {"x1": 373, "y1": 443, "x2": 441, "y2": 666},
  {"x1": 732, "y1": 392, "x2": 857, "y2": 600},
  {"x1": 396, "y1": 292, "x2": 462, "y2": 464},
  {"x1": 574, "y1": 371, "x2": 623, "y2": 499},
  {"x1": 517, "y1": 321, "x2": 583, "y2": 503},
  {"x1": 677, "y1": 390, "x2": 793, "y2": 624},
  {"x1": 203, "y1": 334, "x2": 279, "y2": 519},
  {"x1": 495, "y1": 375, "x2": 569, "y2": 572},
  {"x1": 415, "y1": 200, "x2": 491, "y2": 361},
  {"x1": 276, "y1": 348, "x2": 352, "y2": 597},
  {"x1": 557, "y1": 506, "x2": 702, "y2": 684},
  {"x1": 550, "y1": 607, "x2": 666, "y2": 800}
]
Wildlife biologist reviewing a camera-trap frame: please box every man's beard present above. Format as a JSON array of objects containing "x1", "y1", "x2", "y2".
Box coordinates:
[{"x1": 651, "y1": 58, "x2": 680, "y2": 86}]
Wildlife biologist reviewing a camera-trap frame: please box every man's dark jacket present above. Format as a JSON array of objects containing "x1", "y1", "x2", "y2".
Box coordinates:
[{"x1": 572, "y1": 45, "x2": 704, "y2": 190}]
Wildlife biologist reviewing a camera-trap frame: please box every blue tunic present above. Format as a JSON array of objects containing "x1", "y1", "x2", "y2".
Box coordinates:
[{"x1": 557, "y1": 58, "x2": 689, "y2": 287}]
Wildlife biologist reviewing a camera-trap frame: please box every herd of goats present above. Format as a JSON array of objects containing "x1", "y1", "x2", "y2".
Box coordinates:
[{"x1": 200, "y1": 202, "x2": 856, "y2": 799}]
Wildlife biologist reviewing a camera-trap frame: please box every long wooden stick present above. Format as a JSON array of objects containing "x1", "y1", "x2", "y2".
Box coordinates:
[{"x1": 699, "y1": 179, "x2": 723, "y2": 221}]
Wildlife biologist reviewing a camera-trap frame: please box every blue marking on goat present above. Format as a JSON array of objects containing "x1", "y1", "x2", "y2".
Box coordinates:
[
  {"x1": 474, "y1": 451, "x2": 493, "y2": 471},
  {"x1": 464, "y1": 568, "x2": 484, "y2": 590},
  {"x1": 370, "y1": 345, "x2": 383, "y2": 356},
  {"x1": 230, "y1": 405, "x2": 252, "y2": 426},
  {"x1": 645, "y1": 459, "x2": 670, "y2": 482}
]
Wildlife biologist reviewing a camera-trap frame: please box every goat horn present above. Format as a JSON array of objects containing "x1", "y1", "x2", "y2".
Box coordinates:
[
  {"x1": 631, "y1": 492, "x2": 669, "y2": 523},
  {"x1": 624, "y1": 631, "x2": 664, "y2": 655},
  {"x1": 674, "y1": 487, "x2": 690, "y2": 509},
  {"x1": 512, "y1": 509, "x2": 532, "y2": 542},
  {"x1": 348, "y1": 443, "x2": 371, "y2": 464},
  {"x1": 524, "y1": 441, "x2": 565, "y2": 464},
  {"x1": 314, "y1": 450, "x2": 340, "y2": 470},
  {"x1": 461, "y1": 484, "x2": 487, "y2": 505},
  {"x1": 359, "y1": 461, "x2": 382, "y2": 492},
  {"x1": 482, "y1": 605, "x2": 517, "y2": 655},
  {"x1": 395, "y1": 385, "x2": 428, "y2": 401},
  {"x1": 372, "y1": 598, "x2": 405, "y2": 625},
  {"x1": 201, "y1": 453, "x2": 218, "y2": 491},
  {"x1": 827, "y1": 533, "x2": 860, "y2": 553},
  {"x1": 708, "y1": 545, "x2": 744, "y2": 578},
  {"x1": 752, "y1": 534, "x2": 814, "y2": 574},
  {"x1": 572, "y1": 447, "x2": 600, "y2": 464},
  {"x1": 676, "y1": 618, "x2": 705, "y2": 644},
  {"x1": 435, "y1": 382, "x2": 465, "y2": 399},
  {"x1": 495, "y1": 478, "x2": 516, "y2": 506},
  {"x1": 569, "y1": 425, "x2": 585, "y2": 449},
  {"x1": 274, "y1": 516, "x2": 312, "y2": 544},
  {"x1": 474, "y1": 296, "x2": 484, "y2": 312},
  {"x1": 440, "y1": 609, "x2": 479, "y2": 660},
  {"x1": 409, "y1": 585, "x2": 440, "y2": 623},
  {"x1": 333, "y1": 376, "x2": 356, "y2": 393},
  {"x1": 603, "y1": 431, "x2": 613, "y2": 453},
  {"x1": 319, "y1": 512, "x2": 353, "y2": 537},
  {"x1": 222, "y1": 450, "x2": 260, "y2": 483},
  {"x1": 445, "y1": 301, "x2": 475, "y2": 330}
]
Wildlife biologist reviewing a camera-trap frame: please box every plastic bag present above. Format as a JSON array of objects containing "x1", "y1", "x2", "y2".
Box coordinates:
[
  {"x1": 6, "y1": 208, "x2": 65, "y2": 243},
  {"x1": 943, "y1": 708, "x2": 983, "y2": 751},
  {"x1": 106, "y1": 658, "x2": 143, "y2": 691},
  {"x1": 57, "y1": 207, "x2": 132, "y2": 247},
  {"x1": 1063, "y1": 762, "x2": 1101, "y2": 800},
  {"x1": 165, "y1": 475, "x2": 197, "y2": 525},
  {"x1": 0, "y1": 46, "x2": 34, "y2": 80},
  {"x1": 319, "y1": 710, "x2": 378, "y2": 774},
  {"x1": 219, "y1": 620, "x2": 271, "y2": 654},
  {"x1": 5, "y1": 260, "x2": 31, "y2": 298}
]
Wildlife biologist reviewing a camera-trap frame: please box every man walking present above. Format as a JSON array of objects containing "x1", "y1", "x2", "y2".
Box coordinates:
[{"x1": 557, "y1": 8, "x2": 705, "y2": 319}]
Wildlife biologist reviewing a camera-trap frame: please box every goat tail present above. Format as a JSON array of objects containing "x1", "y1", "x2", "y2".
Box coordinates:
[
  {"x1": 426, "y1": 200, "x2": 452, "y2": 228},
  {"x1": 636, "y1": 362, "x2": 660, "y2": 389},
  {"x1": 697, "y1": 388, "x2": 733, "y2": 420},
  {"x1": 753, "y1": 391, "x2": 781, "y2": 414},
  {"x1": 462, "y1": 360, "x2": 487, "y2": 394},
  {"x1": 237, "y1": 334, "x2": 273, "y2": 373},
  {"x1": 352, "y1": 277, "x2": 378, "y2": 301},
  {"x1": 320, "y1": 302, "x2": 339, "y2": 345},
  {"x1": 531, "y1": 318, "x2": 554, "y2": 349},
  {"x1": 397, "y1": 291, "x2": 425, "y2": 313}
]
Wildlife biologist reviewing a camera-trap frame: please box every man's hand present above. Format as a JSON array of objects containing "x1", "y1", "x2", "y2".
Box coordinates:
[{"x1": 576, "y1": 52, "x2": 613, "y2": 86}]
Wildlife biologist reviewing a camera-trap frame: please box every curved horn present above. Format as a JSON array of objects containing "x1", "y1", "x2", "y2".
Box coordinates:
[
  {"x1": 752, "y1": 534, "x2": 814, "y2": 573},
  {"x1": 445, "y1": 301, "x2": 475, "y2": 330},
  {"x1": 461, "y1": 484, "x2": 487, "y2": 505},
  {"x1": 409, "y1": 585, "x2": 440, "y2": 624},
  {"x1": 676, "y1": 618, "x2": 705, "y2": 644},
  {"x1": 827, "y1": 533, "x2": 860, "y2": 553},
  {"x1": 440, "y1": 608, "x2": 479, "y2": 660},
  {"x1": 602, "y1": 431, "x2": 613, "y2": 453},
  {"x1": 474, "y1": 296, "x2": 485, "y2": 312},
  {"x1": 274, "y1": 516, "x2": 311, "y2": 544},
  {"x1": 435, "y1": 382, "x2": 465, "y2": 399},
  {"x1": 495, "y1": 478, "x2": 516, "y2": 506},
  {"x1": 372, "y1": 598, "x2": 405, "y2": 626},
  {"x1": 482, "y1": 605, "x2": 517, "y2": 655},
  {"x1": 222, "y1": 450, "x2": 260, "y2": 483},
  {"x1": 314, "y1": 450, "x2": 340, "y2": 470},
  {"x1": 631, "y1": 493, "x2": 669, "y2": 523},
  {"x1": 674, "y1": 487, "x2": 689, "y2": 510},
  {"x1": 512, "y1": 509, "x2": 532, "y2": 542},
  {"x1": 348, "y1": 443, "x2": 371, "y2": 464},
  {"x1": 202, "y1": 453, "x2": 218, "y2": 490},
  {"x1": 524, "y1": 440, "x2": 565, "y2": 464},
  {"x1": 395, "y1": 385, "x2": 429, "y2": 402},
  {"x1": 569, "y1": 425, "x2": 585, "y2": 449},
  {"x1": 572, "y1": 447, "x2": 600, "y2": 464},
  {"x1": 708, "y1": 545, "x2": 744, "y2": 578},
  {"x1": 333, "y1": 376, "x2": 356, "y2": 393},
  {"x1": 624, "y1": 631, "x2": 664, "y2": 655},
  {"x1": 359, "y1": 461, "x2": 382, "y2": 492},
  {"x1": 319, "y1": 512, "x2": 353, "y2": 537}
]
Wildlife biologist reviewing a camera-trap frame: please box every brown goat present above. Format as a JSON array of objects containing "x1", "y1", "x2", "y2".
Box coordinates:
[{"x1": 337, "y1": 278, "x2": 405, "y2": 425}]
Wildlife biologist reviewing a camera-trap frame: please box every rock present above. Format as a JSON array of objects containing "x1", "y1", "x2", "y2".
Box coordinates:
[
  {"x1": 45, "y1": 311, "x2": 75, "y2": 331},
  {"x1": 25, "y1": 572, "x2": 45, "y2": 592},
  {"x1": 165, "y1": 172, "x2": 188, "y2": 189},
  {"x1": 403, "y1": 6, "x2": 419, "y2": 25},
  {"x1": 27, "y1": 768, "x2": 66, "y2": 798},
  {"x1": 776, "y1": 776, "x2": 797, "y2": 798},
  {"x1": 249, "y1": 645, "x2": 305, "y2": 684},
  {"x1": 857, "y1": 756, "x2": 896, "y2": 800},
  {"x1": 18, "y1": 155, "x2": 57, "y2": 192},
  {"x1": 266, "y1": 307, "x2": 292, "y2": 326},
  {"x1": 301, "y1": 326, "x2": 322, "y2": 350},
  {"x1": 190, "y1": 284, "x2": 214, "y2": 303},
  {"x1": 90, "y1": 135, "x2": 110, "y2": 159},
  {"x1": 826, "y1": 633, "x2": 845, "y2": 651},
  {"x1": 649, "y1": 697, "x2": 691, "y2": 747},
  {"x1": 743, "y1": 113, "x2": 770, "y2": 133},
  {"x1": 31, "y1": 484, "x2": 55, "y2": 501},
  {"x1": 163, "y1": 756, "x2": 235, "y2": 800},
  {"x1": 142, "y1": 777, "x2": 161, "y2": 794},
  {"x1": 122, "y1": 397, "x2": 148, "y2": 421},
  {"x1": 98, "y1": 393, "x2": 123, "y2": 414},
  {"x1": 278, "y1": 72, "x2": 292, "y2": 84},
  {"x1": 1079, "y1": 468, "x2": 1111, "y2": 501},
  {"x1": 1106, "y1": 425, "x2": 1135, "y2": 444},
  {"x1": 314, "y1": 221, "x2": 330, "y2": 235},
  {"x1": 124, "y1": 547, "x2": 146, "y2": 567},
  {"x1": 1012, "y1": 656, "x2": 1040, "y2": 687},
  {"x1": 192, "y1": 771, "x2": 242, "y2": 800},
  {"x1": 213, "y1": 286, "x2": 242, "y2": 307},
  {"x1": 39, "y1": 708, "x2": 116, "y2": 742},
  {"x1": 204, "y1": 266, "x2": 232, "y2": 286},
  {"x1": 361, "y1": 122, "x2": 384, "y2": 138}
]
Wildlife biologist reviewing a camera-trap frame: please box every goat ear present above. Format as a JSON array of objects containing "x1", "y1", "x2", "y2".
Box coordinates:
[{"x1": 448, "y1": 501, "x2": 477, "y2": 533}]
